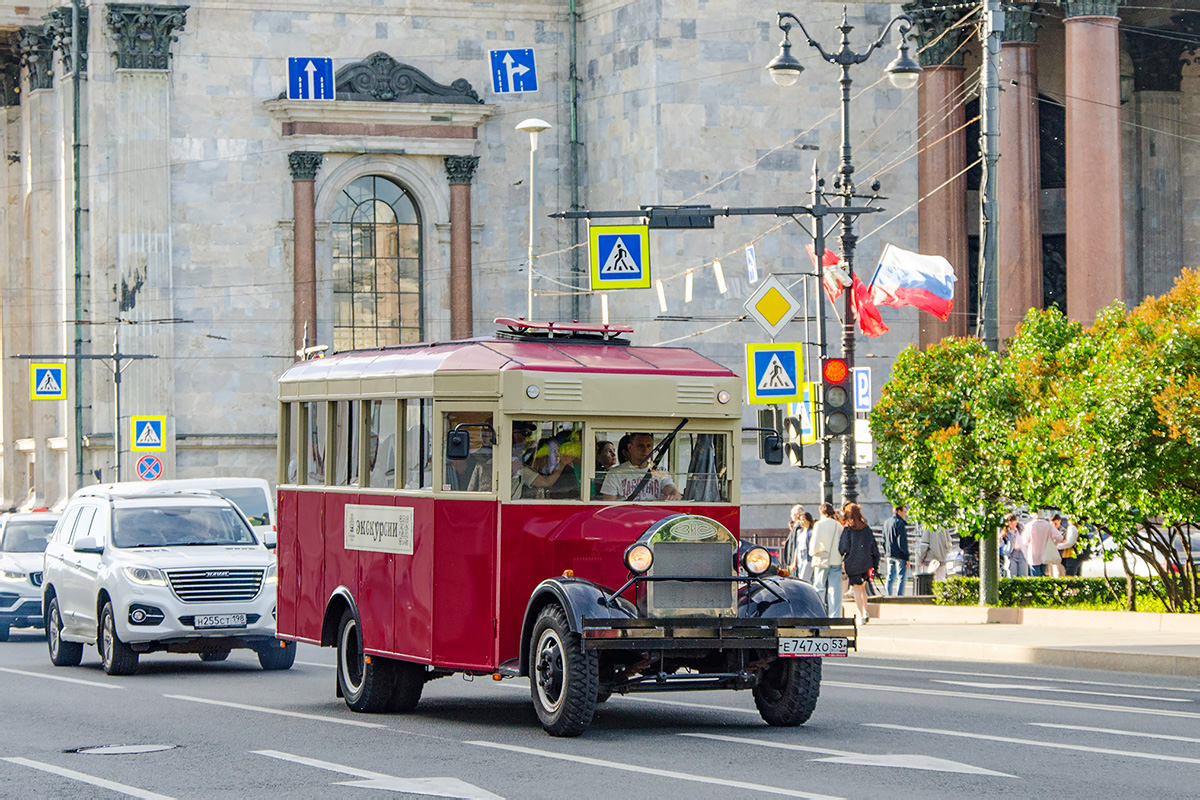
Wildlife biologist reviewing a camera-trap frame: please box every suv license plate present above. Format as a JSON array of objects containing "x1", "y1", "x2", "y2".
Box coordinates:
[
  {"x1": 778, "y1": 637, "x2": 848, "y2": 657},
  {"x1": 194, "y1": 614, "x2": 247, "y2": 629}
]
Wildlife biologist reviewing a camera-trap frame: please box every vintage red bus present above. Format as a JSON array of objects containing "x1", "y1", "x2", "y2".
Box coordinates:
[{"x1": 275, "y1": 319, "x2": 855, "y2": 736}]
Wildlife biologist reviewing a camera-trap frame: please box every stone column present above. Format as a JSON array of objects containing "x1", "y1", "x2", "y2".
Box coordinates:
[
  {"x1": 289, "y1": 152, "x2": 323, "y2": 356},
  {"x1": 1125, "y1": 14, "x2": 1198, "y2": 301},
  {"x1": 1062, "y1": 0, "x2": 1124, "y2": 324},
  {"x1": 444, "y1": 155, "x2": 479, "y2": 340},
  {"x1": 997, "y1": 5, "x2": 1042, "y2": 343},
  {"x1": 906, "y1": 1, "x2": 971, "y2": 345}
]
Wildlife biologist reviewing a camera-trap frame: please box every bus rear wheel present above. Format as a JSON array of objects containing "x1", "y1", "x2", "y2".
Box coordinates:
[
  {"x1": 337, "y1": 609, "x2": 394, "y2": 713},
  {"x1": 753, "y1": 656, "x2": 821, "y2": 726},
  {"x1": 529, "y1": 604, "x2": 598, "y2": 737}
]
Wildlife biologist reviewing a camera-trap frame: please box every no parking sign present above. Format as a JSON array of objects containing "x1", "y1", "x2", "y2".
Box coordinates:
[{"x1": 136, "y1": 455, "x2": 162, "y2": 481}]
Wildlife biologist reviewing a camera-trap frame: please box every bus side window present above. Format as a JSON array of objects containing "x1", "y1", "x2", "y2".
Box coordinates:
[
  {"x1": 334, "y1": 400, "x2": 359, "y2": 487},
  {"x1": 307, "y1": 401, "x2": 326, "y2": 485},
  {"x1": 404, "y1": 399, "x2": 432, "y2": 490},
  {"x1": 368, "y1": 399, "x2": 397, "y2": 489},
  {"x1": 443, "y1": 412, "x2": 495, "y2": 493}
]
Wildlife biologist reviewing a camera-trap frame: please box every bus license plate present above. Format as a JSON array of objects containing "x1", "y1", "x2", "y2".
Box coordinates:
[
  {"x1": 778, "y1": 637, "x2": 848, "y2": 657},
  {"x1": 194, "y1": 614, "x2": 247, "y2": 629}
]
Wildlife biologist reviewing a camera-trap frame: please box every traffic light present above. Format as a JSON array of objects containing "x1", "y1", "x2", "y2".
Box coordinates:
[
  {"x1": 783, "y1": 408, "x2": 805, "y2": 466},
  {"x1": 821, "y1": 357, "x2": 853, "y2": 437}
]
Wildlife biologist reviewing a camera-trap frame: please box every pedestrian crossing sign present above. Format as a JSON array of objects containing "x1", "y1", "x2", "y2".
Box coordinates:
[
  {"x1": 30, "y1": 362, "x2": 66, "y2": 400},
  {"x1": 589, "y1": 224, "x2": 651, "y2": 290},
  {"x1": 131, "y1": 416, "x2": 167, "y2": 452},
  {"x1": 746, "y1": 343, "x2": 804, "y2": 405}
]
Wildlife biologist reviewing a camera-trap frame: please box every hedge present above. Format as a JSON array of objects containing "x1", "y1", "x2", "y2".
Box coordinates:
[{"x1": 933, "y1": 576, "x2": 1161, "y2": 608}]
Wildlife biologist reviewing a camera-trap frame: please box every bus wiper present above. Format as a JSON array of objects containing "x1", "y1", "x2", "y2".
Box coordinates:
[{"x1": 625, "y1": 417, "x2": 689, "y2": 502}]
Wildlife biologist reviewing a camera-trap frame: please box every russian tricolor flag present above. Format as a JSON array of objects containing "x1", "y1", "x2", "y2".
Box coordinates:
[{"x1": 868, "y1": 244, "x2": 956, "y2": 321}]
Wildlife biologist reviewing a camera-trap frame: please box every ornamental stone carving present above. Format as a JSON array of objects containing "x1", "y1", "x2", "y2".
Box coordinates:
[
  {"x1": 901, "y1": 0, "x2": 971, "y2": 68},
  {"x1": 18, "y1": 26, "x2": 54, "y2": 90},
  {"x1": 1125, "y1": 14, "x2": 1200, "y2": 93},
  {"x1": 335, "y1": 52, "x2": 483, "y2": 104},
  {"x1": 106, "y1": 3, "x2": 188, "y2": 70},
  {"x1": 444, "y1": 155, "x2": 480, "y2": 185},
  {"x1": 1001, "y1": 2, "x2": 1038, "y2": 44},
  {"x1": 288, "y1": 151, "x2": 323, "y2": 181},
  {"x1": 0, "y1": 33, "x2": 20, "y2": 105},
  {"x1": 45, "y1": 6, "x2": 89, "y2": 75},
  {"x1": 1059, "y1": 0, "x2": 1121, "y2": 17}
]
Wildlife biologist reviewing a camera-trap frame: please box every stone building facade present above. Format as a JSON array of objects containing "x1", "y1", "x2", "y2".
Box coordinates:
[{"x1": 0, "y1": 1, "x2": 1195, "y2": 533}]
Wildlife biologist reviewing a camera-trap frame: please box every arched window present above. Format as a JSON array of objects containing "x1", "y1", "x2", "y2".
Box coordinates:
[{"x1": 330, "y1": 176, "x2": 421, "y2": 350}]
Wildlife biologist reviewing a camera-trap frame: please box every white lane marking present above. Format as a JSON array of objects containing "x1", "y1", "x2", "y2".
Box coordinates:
[
  {"x1": 296, "y1": 660, "x2": 336, "y2": 669},
  {"x1": 832, "y1": 661, "x2": 1200, "y2": 694},
  {"x1": 2, "y1": 756, "x2": 174, "y2": 799},
  {"x1": 931, "y1": 680, "x2": 1192, "y2": 703},
  {"x1": 467, "y1": 740, "x2": 843, "y2": 799},
  {"x1": 1030, "y1": 722, "x2": 1200, "y2": 745},
  {"x1": 163, "y1": 694, "x2": 386, "y2": 728},
  {"x1": 823, "y1": 681, "x2": 1200, "y2": 721},
  {"x1": 681, "y1": 733, "x2": 1013, "y2": 777},
  {"x1": 254, "y1": 750, "x2": 502, "y2": 799},
  {"x1": 0, "y1": 666, "x2": 124, "y2": 690},
  {"x1": 867, "y1": 723, "x2": 1200, "y2": 767}
]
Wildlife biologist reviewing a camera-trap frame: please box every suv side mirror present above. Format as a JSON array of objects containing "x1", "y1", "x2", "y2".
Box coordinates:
[
  {"x1": 446, "y1": 430, "x2": 471, "y2": 460},
  {"x1": 73, "y1": 536, "x2": 104, "y2": 555}
]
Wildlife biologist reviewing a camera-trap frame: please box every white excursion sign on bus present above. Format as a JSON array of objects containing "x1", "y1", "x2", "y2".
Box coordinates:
[{"x1": 344, "y1": 504, "x2": 414, "y2": 555}]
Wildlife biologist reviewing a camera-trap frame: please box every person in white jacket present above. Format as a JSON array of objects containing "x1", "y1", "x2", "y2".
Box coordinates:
[
  {"x1": 808, "y1": 502, "x2": 844, "y2": 616},
  {"x1": 917, "y1": 526, "x2": 952, "y2": 580}
]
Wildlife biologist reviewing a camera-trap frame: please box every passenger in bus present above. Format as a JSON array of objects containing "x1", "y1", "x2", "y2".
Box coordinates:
[
  {"x1": 511, "y1": 421, "x2": 538, "y2": 482},
  {"x1": 592, "y1": 439, "x2": 617, "y2": 497},
  {"x1": 600, "y1": 433, "x2": 682, "y2": 502},
  {"x1": 515, "y1": 436, "x2": 578, "y2": 499}
]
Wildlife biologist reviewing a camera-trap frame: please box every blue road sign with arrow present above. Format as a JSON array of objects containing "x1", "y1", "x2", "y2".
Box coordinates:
[
  {"x1": 489, "y1": 49, "x2": 538, "y2": 93},
  {"x1": 287, "y1": 57, "x2": 336, "y2": 100}
]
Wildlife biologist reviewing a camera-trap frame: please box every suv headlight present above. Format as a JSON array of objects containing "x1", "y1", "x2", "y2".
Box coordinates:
[
  {"x1": 742, "y1": 546, "x2": 772, "y2": 576},
  {"x1": 1, "y1": 569, "x2": 27, "y2": 582},
  {"x1": 265, "y1": 563, "x2": 278, "y2": 585},
  {"x1": 122, "y1": 566, "x2": 167, "y2": 587}
]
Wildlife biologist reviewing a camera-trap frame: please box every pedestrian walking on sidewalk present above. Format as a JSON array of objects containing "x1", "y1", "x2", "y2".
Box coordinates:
[
  {"x1": 1023, "y1": 517, "x2": 1064, "y2": 577},
  {"x1": 781, "y1": 505, "x2": 805, "y2": 577},
  {"x1": 883, "y1": 505, "x2": 911, "y2": 596},
  {"x1": 810, "y1": 503, "x2": 843, "y2": 616},
  {"x1": 1002, "y1": 513, "x2": 1029, "y2": 577},
  {"x1": 838, "y1": 503, "x2": 880, "y2": 624},
  {"x1": 1053, "y1": 514, "x2": 1082, "y2": 577},
  {"x1": 917, "y1": 526, "x2": 951, "y2": 580}
]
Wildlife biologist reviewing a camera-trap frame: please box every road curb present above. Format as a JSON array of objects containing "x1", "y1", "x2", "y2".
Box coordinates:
[{"x1": 856, "y1": 635, "x2": 1200, "y2": 678}]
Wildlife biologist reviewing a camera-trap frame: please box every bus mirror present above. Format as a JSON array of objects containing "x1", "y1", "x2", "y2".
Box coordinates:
[
  {"x1": 762, "y1": 433, "x2": 784, "y2": 465},
  {"x1": 446, "y1": 430, "x2": 471, "y2": 460}
]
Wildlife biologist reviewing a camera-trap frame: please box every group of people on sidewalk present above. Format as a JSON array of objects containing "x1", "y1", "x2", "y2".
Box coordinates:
[
  {"x1": 998, "y1": 513, "x2": 1086, "y2": 577},
  {"x1": 781, "y1": 501, "x2": 884, "y2": 624}
]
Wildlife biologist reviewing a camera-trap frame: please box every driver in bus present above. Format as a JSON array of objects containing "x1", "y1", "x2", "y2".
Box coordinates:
[{"x1": 600, "y1": 433, "x2": 682, "y2": 502}]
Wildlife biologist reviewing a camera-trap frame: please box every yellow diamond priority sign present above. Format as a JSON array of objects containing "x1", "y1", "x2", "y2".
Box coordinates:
[{"x1": 743, "y1": 275, "x2": 801, "y2": 338}]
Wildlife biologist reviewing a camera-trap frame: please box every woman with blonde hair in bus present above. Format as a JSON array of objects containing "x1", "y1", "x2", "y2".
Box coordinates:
[{"x1": 838, "y1": 503, "x2": 880, "y2": 623}]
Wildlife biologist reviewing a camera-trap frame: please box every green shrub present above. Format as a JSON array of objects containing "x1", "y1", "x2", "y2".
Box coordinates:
[{"x1": 933, "y1": 576, "x2": 1163, "y2": 608}]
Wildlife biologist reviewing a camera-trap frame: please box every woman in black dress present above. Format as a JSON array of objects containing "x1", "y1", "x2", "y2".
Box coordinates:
[{"x1": 838, "y1": 503, "x2": 881, "y2": 623}]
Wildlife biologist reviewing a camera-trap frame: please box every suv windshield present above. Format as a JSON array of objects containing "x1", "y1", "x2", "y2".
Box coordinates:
[
  {"x1": 112, "y1": 505, "x2": 257, "y2": 548},
  {"x1": 0, "y1": 519, "x2": 59, "y2": 553},
  {"x1": 213, "y1": 488, "x2": 271, "y2": 526}
]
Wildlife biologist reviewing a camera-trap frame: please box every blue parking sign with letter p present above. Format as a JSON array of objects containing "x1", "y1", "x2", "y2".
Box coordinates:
[{"x1": 853, "y1": 367, "x2": 871, "y2": 412}]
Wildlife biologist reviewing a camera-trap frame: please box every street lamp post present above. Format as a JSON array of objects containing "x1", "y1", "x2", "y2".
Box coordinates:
[
  {"x1": 516, "y1": 118, "x2": 552, "y2": 321},
  {"x1": 767, "y1": 8, "x2": 919, "y2": 506}
]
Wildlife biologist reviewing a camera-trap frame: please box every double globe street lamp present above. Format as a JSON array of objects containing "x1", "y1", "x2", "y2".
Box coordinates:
[{"x1": 766, "y1": 8, "x2": 920, "y2": 505}]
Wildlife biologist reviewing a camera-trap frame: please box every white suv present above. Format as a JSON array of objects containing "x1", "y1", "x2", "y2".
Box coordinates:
[
  {"x1": 42, "y1": 486, "x2": 293, "y2": 675},
  {"x1": 0, "y1": 511, "x2": 61, "y2": 641}
]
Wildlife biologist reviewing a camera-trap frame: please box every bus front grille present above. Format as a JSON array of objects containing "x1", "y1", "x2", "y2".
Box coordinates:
[{"x1": 646, "y1": 542, "x2": 736, "y2": 616}]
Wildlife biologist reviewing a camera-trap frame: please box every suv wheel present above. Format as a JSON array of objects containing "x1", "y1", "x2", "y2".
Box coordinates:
[
  {"x1": 336, "y1": 609, "x2": 394, "y2": 712},
  {"x1": 753, "y1": 656, "x2": 821, "y2": 726},
  {"x1": 530, "y1": 604, "x2": 598, "y2": 737},
  {"x1": 257, "y1": 640, "x2": 296, "y2": 671},
  {"x1": 99, "y1": 602, "x2": 139, "y2": 676},
  {"x1": 46, "y1": 597, "x2": 83, "y2": 667}
]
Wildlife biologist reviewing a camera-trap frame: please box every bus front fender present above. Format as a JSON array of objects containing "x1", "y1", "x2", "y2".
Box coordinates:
[
  {"x1": 518, "y1": 577, "x2": 635, "y2": 677},
  {"x1": 741, "y1": 576, "x2": 827, "y2": 619}
]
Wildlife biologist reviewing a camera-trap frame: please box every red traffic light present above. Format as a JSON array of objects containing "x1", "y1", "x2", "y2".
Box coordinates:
[{"x1": 822, "y1": 357, "x2": 849, "y2": 384}]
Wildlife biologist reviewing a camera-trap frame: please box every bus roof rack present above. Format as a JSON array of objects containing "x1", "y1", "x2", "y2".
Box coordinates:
[{"x1": 493, "y1": 317, "x2": 634, "y2": 345}]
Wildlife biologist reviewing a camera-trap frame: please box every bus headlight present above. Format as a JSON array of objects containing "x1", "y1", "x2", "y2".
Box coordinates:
[
  {"x1": 624, "y1": 543, "x2": 653, "y2": 575},
  {"x1": 742, "y1": 546, "x2": 771, "y2": 576}
]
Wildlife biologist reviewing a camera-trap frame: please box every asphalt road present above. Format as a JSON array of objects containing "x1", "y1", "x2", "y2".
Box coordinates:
[{"x1": 2, "y1": 628, "x2": 1199, "y2": 799}]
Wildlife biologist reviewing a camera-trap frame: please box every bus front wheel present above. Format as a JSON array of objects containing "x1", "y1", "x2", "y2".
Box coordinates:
[
  {"x1": 336, "y1": 609, "x2": 395, "y2": 713},
  {"x1": 529, "y1": 604, "x2": 598, "y2": 737},
  {"x1": 753, "y1": 656, "x2": 821, "y2": 726}
]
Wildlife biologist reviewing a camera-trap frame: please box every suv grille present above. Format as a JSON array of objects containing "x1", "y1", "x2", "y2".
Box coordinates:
[
  {"x1": 647, "y1": 541, "x2": 736, "y2": 616},
  {"x1": 30, "y1": 571, "x2": 43, "y2": 587},
  {"x1": 166, "y1": 569, "x2": 264, "y2": 602}
]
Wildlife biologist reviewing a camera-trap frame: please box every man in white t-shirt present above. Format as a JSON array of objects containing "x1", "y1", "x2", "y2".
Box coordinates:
[{"x1": 600, "y1": 433, "x2": 682, "y2": 502}]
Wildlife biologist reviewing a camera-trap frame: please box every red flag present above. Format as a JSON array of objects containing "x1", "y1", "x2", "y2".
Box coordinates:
[
  {"x1": 806, "y1": 244, "x2": 843, "y2": 306},
  {"x1": 853, "y1": 276, "x2": 889, "y2": 337}
]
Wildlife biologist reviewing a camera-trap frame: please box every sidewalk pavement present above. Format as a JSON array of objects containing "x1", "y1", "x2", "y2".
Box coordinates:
[{"x1": 854, "y1": 601, "x2": 1200, "y2": 678}]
